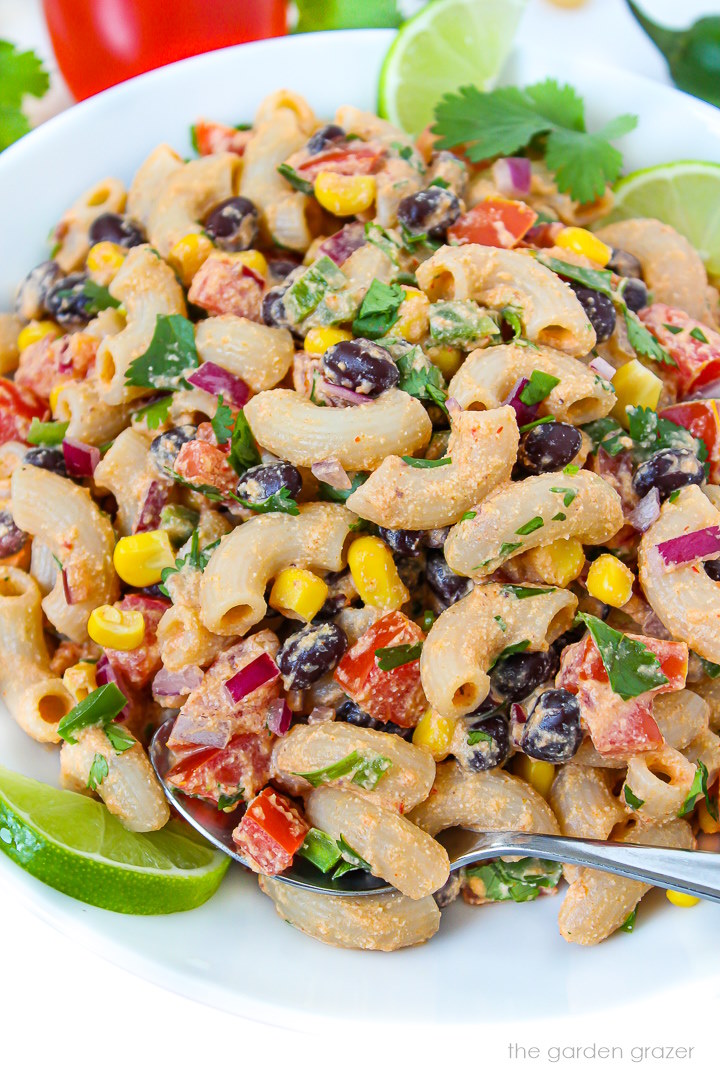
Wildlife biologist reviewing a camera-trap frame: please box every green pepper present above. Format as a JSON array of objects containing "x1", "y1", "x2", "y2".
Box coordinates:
[{"x1": 627, "y1": 1, "x2": 720, "y2": 107}]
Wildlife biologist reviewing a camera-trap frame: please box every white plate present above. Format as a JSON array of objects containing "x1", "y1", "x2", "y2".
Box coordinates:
[{"x1": 1, "y1": 29, "x2": 720, "y2": 1028}]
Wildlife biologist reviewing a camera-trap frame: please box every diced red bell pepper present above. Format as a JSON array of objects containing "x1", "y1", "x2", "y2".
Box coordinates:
[
  {"x1": 232, "y1": 786, "x2": 309, "y2": 875},
  {"x1": 638, "y1": 304, "x2": 720, "y2": 396},
  {"x1": 166, "y1": 730, "x2": 274, "y2": 804},
  {"x1": 104, "y1": 594, "x2": 169, "y2": 689},
  {"x1": 296, "y1": 144, "x2": 385, "y2": 180},
  {"x1": 0, "y1": 377, "x2": 48, "y2": 445},
  {"x1": 188, "y1": 252, "x2": 264, "y2": 319},
  {"x1": 192, "y1": 120, "x2": 251, "y2": 157},
  {"x1": 334, "y1": 610, "x2": 427, "y2": 729},
  {"x1": 448, "y1": 197, "x2": 538, "y2": 248},
  {"x1": 16, "y1": 332, "x2": 97, "y2": 402},
  {"x1": 659, "y1": 399, "x2": 720, "y2": 483},
  {"x1": 557, "y1": 632, "x2": 687, "y2": 756},
  {"x1": 173, "y1": 438, "x2": 237, "y2": 497}
]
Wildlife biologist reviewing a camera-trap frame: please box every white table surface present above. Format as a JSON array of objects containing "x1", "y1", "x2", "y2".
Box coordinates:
[{"x1": 1, "y1": 1, "x2": 720, "y2": 1075}]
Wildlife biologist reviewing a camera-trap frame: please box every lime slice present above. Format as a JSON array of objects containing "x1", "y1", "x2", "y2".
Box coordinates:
[
  {"x1": 0, "y1": 765, "x2": 230, "y2": 913},
  {"x1": 378, "y1": 0, "x2": 527, "y2": 135},
  {"x1": 605, "y1": 161, "x2": 720, "y2": 277}
]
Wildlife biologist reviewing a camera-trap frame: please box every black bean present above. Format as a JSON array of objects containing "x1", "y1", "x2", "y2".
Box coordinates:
[
  {"x1": 0, "y1": 510, "x2": 27, "y2": 558},
  {"x1": 607, "y1": 248, "x2": 643, "y2": 280},
  {"x1": 571, "y1": 285, "x2": 617, "y2": 342},
  {"x1": 551, "y1": 623, "x2": 586, "y2": 657},
  {"x1": 14, "y1": 260, "x2": 61, "y2": 320},
  {"x1": 305, "y1": 124, "x2": 345, "y2": 156},
  {"x1": 24, "y1": 446, "x2": 67, "y2": 476},
  {"x1": 705, "y1": 559, "x2": 720, "y2": 582},
  {"x1": 520, "y1": 688, "x2": 583, "y2": 763},
  {"x1": 620, "y1": 277, "x2": 648, "y2": 313},
  {"x1": 517, "y1": 422, "x2": 582, "y2": 475},
  {"x1": 335, "y1": 699, "x2": 412, "y2": 739},
  {"x1": 632, "y1": 448, "x2": 705, "y2": 500},
  {"x1": 262, "y1": 285, "x2": 292, "y2": 330},
  {"x1": 423, "y1": 527, "x2": 450, "y2": 549},
  {"x1": 268, "y1": 258, "x2": 301, "y2": 282},
  {"x1": 203, "y1": 196, "x2": 259, "y2": 252},
  {"x1": 458, "y1": 706, "x2": 511, "y2": 771},
  {"x1": 88, "y1": 212, "x2": 144, "y2": 248},
  {"x1": 425, "y1": 550, "x2": 472, "y2": 609},
  {"x1": 397, "y1": 187, "x2": 461, "y2": 242},
  {"x1": 323, "y1": 338, "x2": 398, "y2": 398},
  {"x1": 490, "y1": 649, "x2": 559, "y2": 704},
  {"x1": 277, "y1": 622, "x2": 348, "y2": 689},
  {"x1": 44, "y1": 273, "x2": 94, "y2": 328},
  {"x1": 150, "y1": 424, "x2": 197, "y2": 474},
  {"x1": 378, "y1": 527, "x2": 425, "y2": 557},
  {"x1": 314, "y1": 593, "x2": 349, "y2": 620},
  {"x1": 236, "y1": 462, "x2": 302, "y2": 504},
  {"x1": 433, "y1": 870, "x2": 461, "y2": 909}
]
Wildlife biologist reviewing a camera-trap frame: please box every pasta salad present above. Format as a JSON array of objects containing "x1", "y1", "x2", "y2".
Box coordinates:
[{"x1": 1, "y1": 82, "x2": 719, "y2": 952}]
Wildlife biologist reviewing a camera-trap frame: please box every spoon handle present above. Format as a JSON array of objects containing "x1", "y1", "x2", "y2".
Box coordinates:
[{"x1": 452, "y1": 832, "x2": 720, "y2": 902}]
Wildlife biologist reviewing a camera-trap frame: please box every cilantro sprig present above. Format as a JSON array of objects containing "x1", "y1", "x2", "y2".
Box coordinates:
[
  {"x1": 374, "y1": 642, "x2": 423, "y2": 671},
  {"x1": 432, "y1": 79, "x2": 637, "y2": 203},
  {"x1": 125, "y1": 315, "x2": 199, "y2": 390},
  {"x1": 584, "y1": 405, "x2": 707, "y2": 467},
  {"x1": 575, "y1": 612, "x2": 668, "y2": 700},
  {"x1": 0, "y1": 41, "x2": 50, "y2": 152}
]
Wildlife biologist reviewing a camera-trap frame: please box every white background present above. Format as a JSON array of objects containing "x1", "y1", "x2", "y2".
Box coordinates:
[{"x1": 2, "y1": 0, "x2": 720, "y2": 1075}]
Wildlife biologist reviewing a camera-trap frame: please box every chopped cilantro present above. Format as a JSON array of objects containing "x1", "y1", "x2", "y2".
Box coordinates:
[
  {"x1": 575, "y1": 611, "x2": 669, "y2": 700},
  {"x1": 678, "y1": 761, "x2": 718, "y2": 820},
  {"x1": 401, "y1": 455, "x2": 451, "y2": 468},
  {"x1": 690, "y1": 327, "x2": 709, "y2": 344},
  {"x1": 125, "y1": 314, "x2": 199, "y2": 390},
  {"x1": 132, "y1": 395, "x2": 173, "y2": 430},
  {"x1": 467, "y1": 730, "x2": 492, "y2": 745},
  {"x1": 498, "y1": 541, "x2": 523, "y2": 559},
  {"x1": 103, "y1": 722, "x2": 136, "y2": 754},
  {"x1": 236, "y1": 486, "x2": 300, "y2": 516},
  {"x1": 277, "y1": 162, "x2": 314, "y2": 194},
  {"x1": 295, "y1": 752, "x2": 392, "y2": 792},
  {"x1": 519, "y1": 370, "x2": 561, "y2": 406},
  {"x1": 429, "y1": 177, "x2": 450, "y2": 189},
  {"x1": 395, "y1": 346, "x2": 448, "y2": 409},
  {"x1": 463, "y1": 856, "x2": 562, "y2": 902},
  {"x1": 516, "y1": 516, "x2": 544, "y2": 535},
  {"x1": 519, "y1": 415, "x2": 555, "y2": 433},
  {"x1": 537, "y1": 255, "x2": 614, "y2": 297},
  {"x1": 618, "y1": 907, "x2": 637, "y2": 933},
  {"x1": 549, "y1": 486, "x2": 577, "y2": 507},
  {"x1": 317, "y1": 472, "x2": 368, "y2": 503},
  {"x1": 460, "y1": 511, "x2": 477, "y2": 522},
  {"x1": 227, "y1": 408, "x2": 261, "y2": 476},
  {"x1": 210, "y1": 395, "x2": 234, "y2": 444},
  {"x1": 217, "y1": 788, "x2": 245, "y2": 811},
  {"x1": 375, "y1": 642, "x2": 423, "y2": 671},
  {"x1": 623, "y1": 307, "x2": 675, "y2": 367},
  {"x1": 87, "y1": 753, "x2": 108, "y2": 792},
  {"x1": 624, "y1": 784, "x2": 645, "y2": 810},
  {"x1": 0, "y1": 41, "x2": 50, "y2": 152},
  {"x1": 490, "y1": 640, "x2": 530, "y2": 669},
  {"x1": 501, "y1": 585, "x2": 555, "y2": 599},
  {"x1": 352, "y1": 279, "x2": 405, "y2": 338}
]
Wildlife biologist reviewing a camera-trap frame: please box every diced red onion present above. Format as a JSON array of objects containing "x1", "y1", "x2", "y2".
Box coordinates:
[
  {"x1": 169, "y1": 712, "x2": 232, "y2": 749},
  {"x1": 656, "y1": 525, "x2": 720, "y2": 568},
  {"x1": 188, "y1": 361, "x2": 250, "y2": 407},
  {"x1": 311, "y1": 457, "x2": 351, "y2": 490},
  {"x1": 502, "y1": 377, "x2": 538, "y2": 427},
  {"x1": 135, "y1": 479, "x2": 170, "y2": 533},
  {"x1": 318, "y1": 379, "x2": 369, "y2": 406},
  {"x1": 693, "y1": 380, "x2": 720, "y2": 399},
  {"x1": 308, "y1": 706, "x2": 336, "y2": 725},
  {"x1": 589, "y1": 356, "x2": 616, "y2": 381},
  {"x1": 510, "y1": 703, "x2": 527, "y2": 726},
  {"x1": 62, "y1": 438, "x2": 100, "y2": 478},
  {"x1": 241, "y1": 264, "x2": 265, "y2": 286},
  {"x1": 152, "y1": 664, "x2": 203, "y2": 698},
  {"x1": 627, "y1": 488, "x2": 660, "y2": 533},
  {"x1": 492, "y1": 157, "x2": 532, "y2": 197},
  {"x1": 446, "y1": 396, "x2": 462, "y2": 417},
  {"x1": 60, "y1": 564, "x2": 73, "y2": 605},
  {"x1": 266, "y1": 698, "x2": 292, "y2": 736},
  {"x1": 96, "y1": 653, "x2": 131, "y2": 721},
  {"x1": 225, "y1": 652, "x2": 279, "y2": 703},
  {"x1": 525, "y1": 220, "x2": 564, "y2": 248},
  {"x1": 0, "y1": 517, "x2": 27, "y2": 559},
  {"x1": 318, "y1": 222, "x2": 366, "y2": 266}
]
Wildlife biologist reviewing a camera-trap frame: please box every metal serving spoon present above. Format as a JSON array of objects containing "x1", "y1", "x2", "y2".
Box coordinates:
[{"x1": 150, "y1": 719, "x2": 720, "y2": 901}]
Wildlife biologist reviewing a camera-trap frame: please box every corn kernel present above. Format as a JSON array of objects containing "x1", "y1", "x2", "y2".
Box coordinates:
[
  {"x1": 314, "y1": 171, "x2": 376, "y2": 216},
  {"x1": 611, "y1": 359, "x2": 663, "y2": 428},
  {"x1": 269, "y1": 568, "x2": 329, "y2": 622},
  {"x1": 17, "y1": 320, "x2": 61, "y2": 352},
  {"x1": 113, "y1": 529, "x2": 175, "y2": 587},
  {"x1": 556, "y1": 226, "x2": 612, "y2": 267},
  {"x1": 87, "y1": 605, "x2": 145, "y2": 650},
  {"x1": 168, "y1": 232, "x2": 215, "y2": 286},
  {"x1": 49, "y1": 381, "x2": 72, "y2": 414},
  {"x1": 524, "y1": 538, "x2": 585, "y2": 588},
  {"x1": 697, "y1": 799, "x2": 720, "y2": 834},
  {"x1": 586, "y1": 553, "x2": 634, "y2": 607},
  {"x1": 347, "y1": 535, "x2": 409, "y2": 610},
  {"x1": 86, "y1": 241, "x2": 126, "y2": 284},
  {"x1": 235, "y1": 249, "x2": 269, "y2": 279},
  {"x1": 303, "y1": 327, "x2": 352, "y2": 355},
  {"x1": 427, "y1": 344, "x2": 463, "y2": 379},
  {"x1": 413, "y1": 708, "x2": 455, "y2": 760},
  {"x1": 666, "y1": 890, "x2": 700, "y2": 908},
  {"x1": 62, "y1": 660, "x2": 98, "y2": 702},
  {"x1": 392, "y1": 287, "x2": 430, "y2": 343},
  {"x1": 515, "y1": 754, "x2": 555, "y2": 799}
]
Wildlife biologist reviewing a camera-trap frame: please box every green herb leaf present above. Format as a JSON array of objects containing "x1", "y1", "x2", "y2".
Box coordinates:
[
  {"x1": 460, "y1": 511, "x2": 477, "y2": 522},
  {"x1": 26, "y1": 419, "x2": 69, "y2": 446},
  {"x1": 421, "y1": 610, "x2": 435, "y2": 633},
  {"x1": 58, "y1": 684, "x2": 128, "y2": 745},
  {"x1": 618, "y1": 907, "x2": 637, "y2": 933},
  {"x1": 277, "y1": 162, "x2": 314, "y2": 194},
  {"x1": 690, "y1": 327, "x2": 709, "y2": 344},
  {"x1": 678, "y1": 761, "x2": 717, "y2": 820},
  {"x1": 211, "y1": 395, "x2": 234, "y2": 444},
  {"x1": 395, "y1": 346, "x2": 447, "y2": 407},
  {"x1": 0, "y1": 41, "x2": 49, "y2": 151},
  {"x1": 519, "y1": 370, "x2": 561, "y2": 406},
  {"x1": 516, "y1": 516, "x2": 544, "y2": 535},
  {"x1": 298, "y1": 827, "x2": 343, "y2": 873},
  {"x1": 352, "y1": 754, "x2": 393, "y2": 791},
  {"x1": 375, "y1": 642, "x2": 423, "y2": 671},
  {"x1": 429, "y1": 177, "x2": 450, "y2": 189},
  {"x1": 624, "y1": 308, "x2": 675, "y2": 367},
  {"x1": 332, "y1": 836, "x2": 372, "y2": 878},
  {"x1": 87, "y1": 753, "x2": 108, "y2": 792},
  {"x1": 490, "y1": 640, "x2": 530, "y2": 669},
  {"x1": 125, "y1": 314, "x2": 199, "y2": 389},
  {"x1": 294, "y1": 751, "x2": 365, "y2": 788},
  {"x1": 467, "y1": 729, "x2": 492, "y2": 745},
  {"x1": 217, "y1": 788, "x2": 245, "y2": 811},
  {"x1": 78, "y1": 279, "x2": 121, "y2": 314},
  {"x1": 237, "y1": 486, "x2": 300, "y2": 516},
  {"x1": 227, "y1": 408, "x2": 261, "y2": 476},
  {"x1": 564, "y1": 463, "x2": 580, "y2": 475},
  {"x1": 103, "y1": 722, "x2": 135, "y2": 754},
  {"x1": 537, "y1": 255, "x2": 614, "y2": 297},
  {"x1": 132, "y1": 395, "x2": 173, "y2": 430},
  {"x1": 401, "y1": 455, "x2": 451, "y2": 469},
  {"x1": 552, "y1": 512, "x2": 567, "y2": 521},
  {"x1": 575, "y1": 611, "x2": 669, "y2": 700},
  {"x1": 624, "y1": 784, "x2": 645, "y2": 810},
  {"x1": 428, "y1": 299, "x2": 498, "y2": 347},
  {"x1": 352, "y1": 279, "x2": 405, "y2": 339},
  {"x1": 463, "y1": 856, "x2": 562, "y2": 903},
  {"x1": 518, "y1": 415, "x2": 555, "y2": 433},
  {"x1": 317, "y1": 472, "x2": 368, "y2": 503},
  {"x1": 498, "y1": 541, "x2": 523, "y2": 558},
  {"x1": 702, "y1": 658, "x2": 720, "y2": 679},
  {"x1": 544, "y1": 114, "x2": 637, "y2": 204},
  {"x1": 501, "y1": 585, "x2": 556, "y2": 599},
  {"x1": 494, "y1": 614, "x2": 507, "y2": 632},
  {"x1": 549, "y1": 486, "x2": 577, "y2": 507}
]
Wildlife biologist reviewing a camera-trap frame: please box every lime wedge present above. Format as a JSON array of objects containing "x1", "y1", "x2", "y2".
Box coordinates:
[
  {"x1": 0, "y1": 765, "x2": 229, "y2": 913},
  {"x1": 605, "y1": 161, "x2": 720, "y2": 277},
  {"x1": 378, "y1": 0, "x2": 527, "y2": 135}
]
